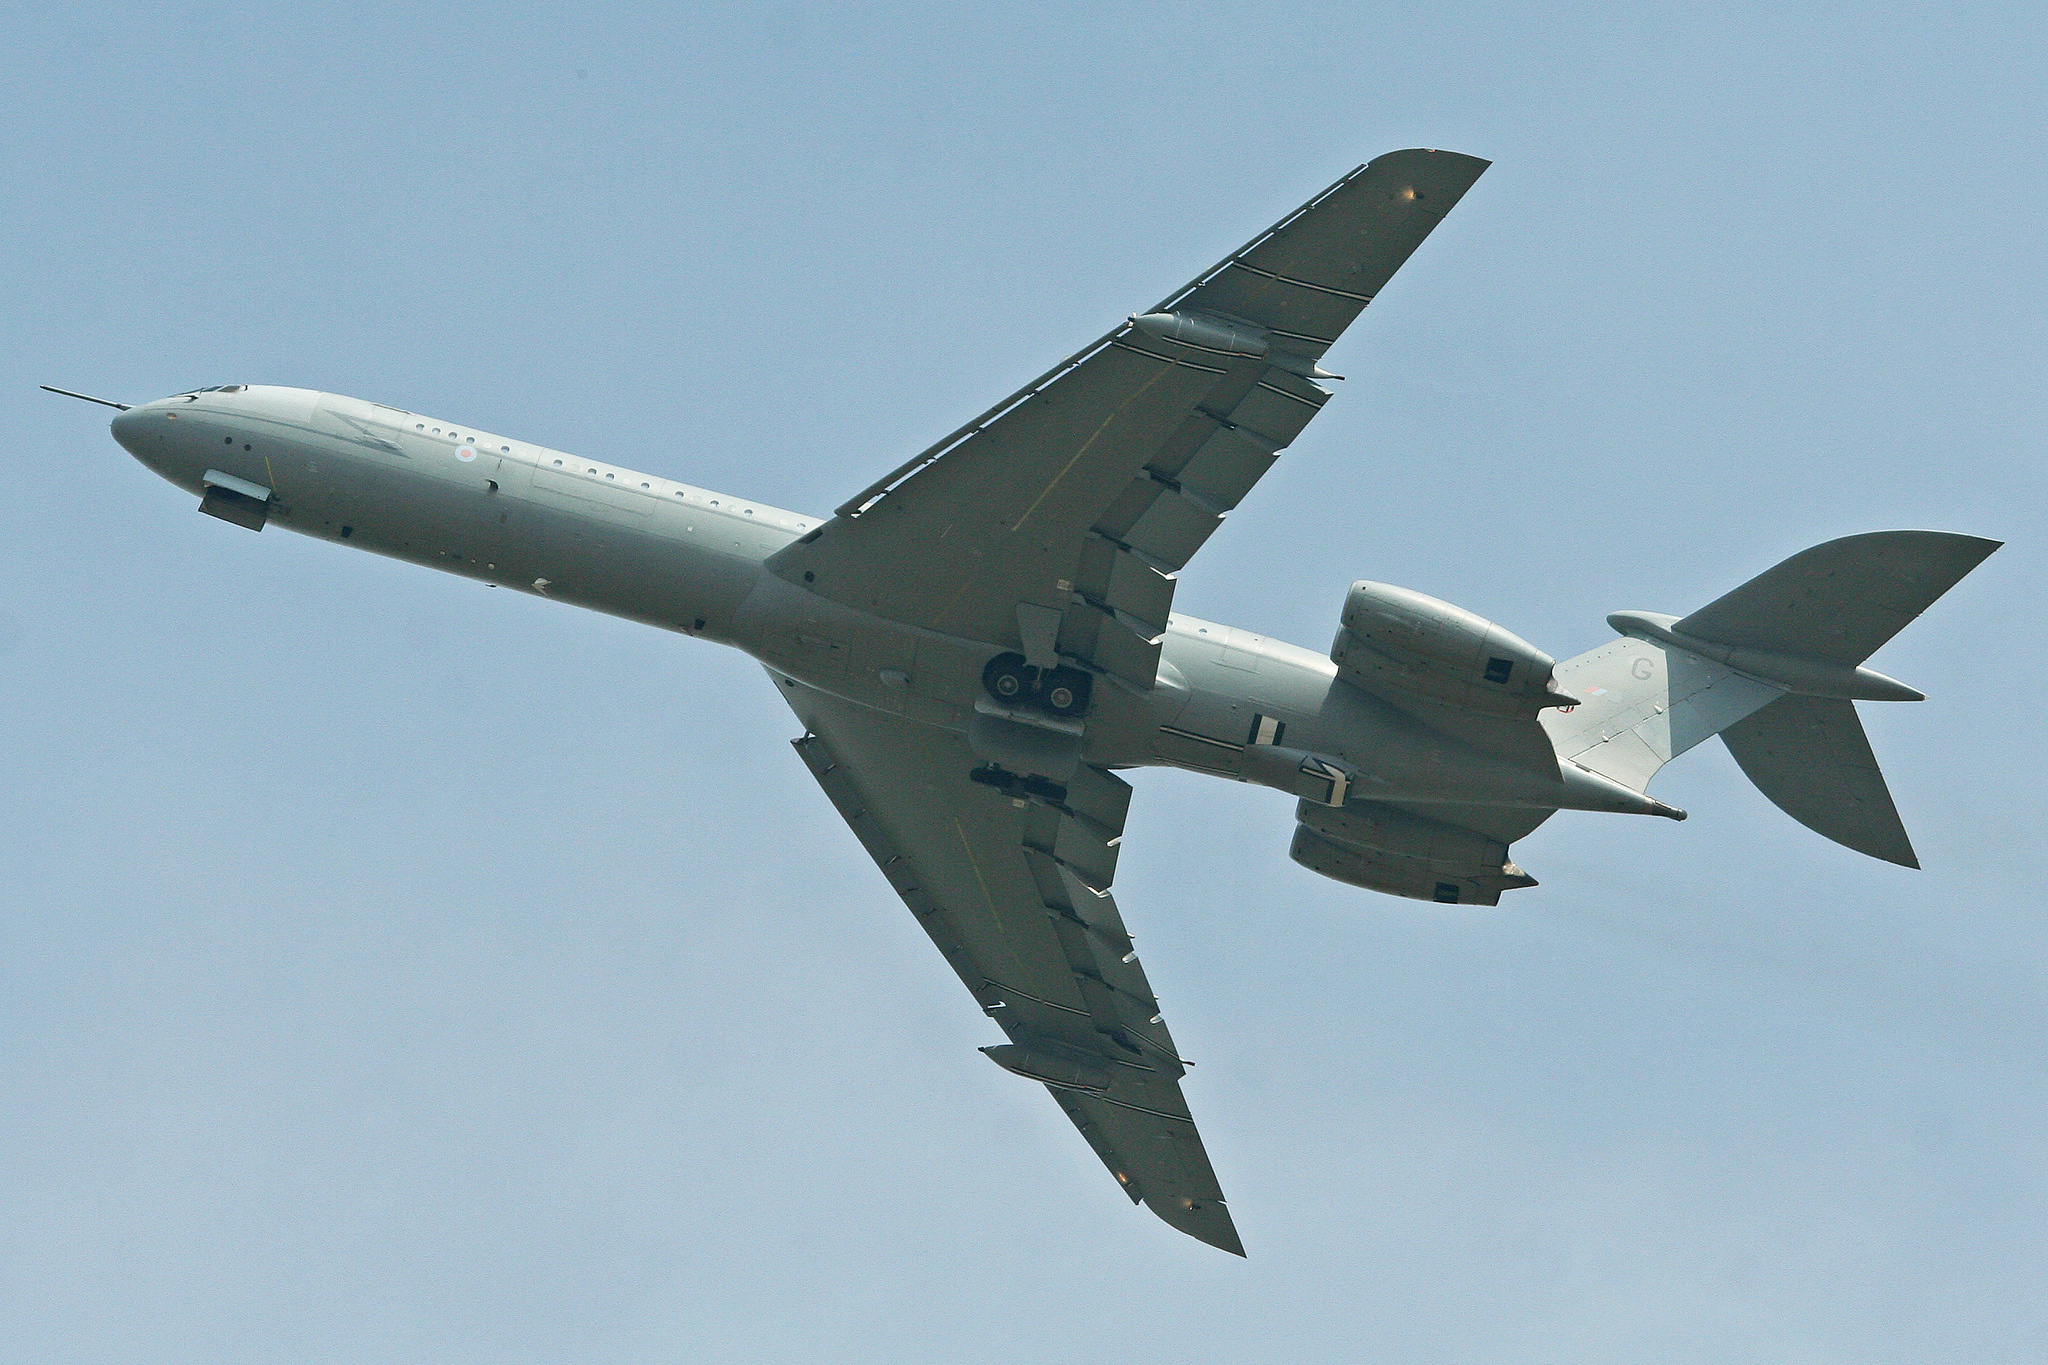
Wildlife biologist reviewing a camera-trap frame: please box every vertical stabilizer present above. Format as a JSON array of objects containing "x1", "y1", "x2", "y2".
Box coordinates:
[{"x1": 1541, "y1": 635, "x2": 1782, "y2": 791}]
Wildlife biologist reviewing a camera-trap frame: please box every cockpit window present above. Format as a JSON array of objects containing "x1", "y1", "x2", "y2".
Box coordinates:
[{"x1": 181, "y1": 385, "x2": 247, "y2": 395}]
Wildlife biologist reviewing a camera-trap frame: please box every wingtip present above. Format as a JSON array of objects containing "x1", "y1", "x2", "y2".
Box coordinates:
[
  {"x1": 1372, "y1": 147, "x2": 1492, "y2": 171},
  {"x1": 1863, "y1": 837, "x2": 1919, "y2": 869},
  {"x1": 1148, "y1": 1195, "x2": 1245, "y2": 1256},
  {"x1": 1189, "y1": 1218, "x2": 1247, "y2": 1258}
]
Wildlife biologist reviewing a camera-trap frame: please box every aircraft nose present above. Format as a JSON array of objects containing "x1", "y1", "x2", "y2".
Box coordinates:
[
  {"x1": 109, "y1": 405, "x2": 149, "y2": 454},
  {"x1": 109, "y1": 400, "x2": 191, "y2": 483}
]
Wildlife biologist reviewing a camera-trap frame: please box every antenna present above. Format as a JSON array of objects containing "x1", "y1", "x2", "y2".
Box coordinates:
[{"x1": 40, "y1": 385, "x2": 131, "y2": 411}]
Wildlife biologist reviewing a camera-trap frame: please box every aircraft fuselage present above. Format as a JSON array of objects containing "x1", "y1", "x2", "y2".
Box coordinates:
[{"x1": 110, "y1": 384, "x2": 1619, "y2": 819}]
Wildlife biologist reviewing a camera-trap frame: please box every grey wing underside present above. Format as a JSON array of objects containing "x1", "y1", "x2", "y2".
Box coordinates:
[
  {"x1": 1720, "y1": 694, "x2": 1918, "y2": 867},
  {"x1": 776, "y1": 677, "x2": 1244, "y2": 1255},
  {"x1": 767, "y1": 149, "x2": 1490, "y2": 688}
]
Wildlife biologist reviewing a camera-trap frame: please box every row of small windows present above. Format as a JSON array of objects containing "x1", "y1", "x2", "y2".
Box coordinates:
[
  {"x1": 386, "y1": 415, "x2": 800, "y2": 528},
  {"x1": 374, "y1": 429, "x2": 808, "y2": 532},
  {"x1": 415, "y1": 421, "x2": 512, "y2": 453},
  {"x1": 544, "y1": 458, "x2": 757, "y2": 514}
]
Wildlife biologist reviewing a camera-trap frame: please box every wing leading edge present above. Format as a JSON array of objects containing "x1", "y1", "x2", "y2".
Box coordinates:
[{"x1": 778, "y1": 679, "x2": 1244, "y2": 1254}]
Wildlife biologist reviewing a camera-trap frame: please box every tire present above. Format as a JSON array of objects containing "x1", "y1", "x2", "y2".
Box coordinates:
[
  {"x1": 1039, "y1": 667, "x2": 1093, "y2": 717},
  {"x1": 980, "y1": 653, "x2": 1037, "y2": 705}
]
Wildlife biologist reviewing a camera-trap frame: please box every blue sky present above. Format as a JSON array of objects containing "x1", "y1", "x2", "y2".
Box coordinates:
[{"x1": 4, "y1": 3, "x2": 2044, "y2": 1361}]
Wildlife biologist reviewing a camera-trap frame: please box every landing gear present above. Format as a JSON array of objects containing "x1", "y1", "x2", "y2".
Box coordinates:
[
  {"x1": 980, "y1": 653, "x2": 1094, "y2": 718},
  {"x1": 981, "y1": 653, "x2": 1038, "y2": 704},
  {"x1": 1038, "y1": 667, "x2": 1092, "y2": 717}
]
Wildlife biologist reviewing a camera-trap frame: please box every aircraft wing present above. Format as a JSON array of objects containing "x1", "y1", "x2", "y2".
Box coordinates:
[
  {"x1": 766, "y1": 148, "x2": 1490, "y2": 689},
  {"x1": 777, "y1": 678, "x2": 1244, "y2": 1255}
]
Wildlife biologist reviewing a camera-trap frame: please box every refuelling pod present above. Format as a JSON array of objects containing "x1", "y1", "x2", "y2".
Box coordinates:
[
  {"x1": 981, "y1": 1039, "x2": 1117, "y2": 1096},
  {"x1": 1289, "y1": 800, "x2": 1538, "y2": 906},
  {"x1": 1334, "y1": 582, "x2": 1576, "y2": 715}
]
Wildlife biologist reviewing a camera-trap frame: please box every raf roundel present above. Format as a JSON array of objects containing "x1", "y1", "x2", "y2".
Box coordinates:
[{"x1": 456, "y1": 445, "x2": 477, "y2": 462}]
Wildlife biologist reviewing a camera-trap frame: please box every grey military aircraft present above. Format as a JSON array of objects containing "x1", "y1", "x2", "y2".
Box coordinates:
[{"x1": 56, "y1": 149, "x2": 1997, "y2": 1255}]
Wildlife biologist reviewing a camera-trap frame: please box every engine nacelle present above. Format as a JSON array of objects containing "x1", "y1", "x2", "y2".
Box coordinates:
[
  {"x1": 1333, "y1": 581, "x2": 1575, "y2": 715},
  {"x1": 1297, "y1": 799, "x2": 1506, "y2": 866},
  {"x1": 1290, "y1": 827, "x2": 1538, "y2": 905},
  {"x1": 1289, "y1": 801, "x2": 1539, "y2": 906}
]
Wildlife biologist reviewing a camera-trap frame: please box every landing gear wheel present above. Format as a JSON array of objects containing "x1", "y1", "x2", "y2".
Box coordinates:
[
  {"x1": 980, "y1": 653, "x2": 1037, "y2": 705},
  {"x1": 1039, "y1": 666, "x2": 1093, "y2": 718}
]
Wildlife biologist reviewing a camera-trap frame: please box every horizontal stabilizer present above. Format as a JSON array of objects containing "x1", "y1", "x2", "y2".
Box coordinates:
[
  {"x1": 1719, "y1": 694, "x2": 1918, "y2": 867},
  {"x1": 1676, "y1": 531, "x2": 2000, "y2": 666}
]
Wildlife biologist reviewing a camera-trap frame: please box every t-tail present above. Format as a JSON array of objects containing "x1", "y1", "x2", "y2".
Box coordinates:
[{"x1": 1542, "y1": 531, "x2": 2001, "y2": 867}]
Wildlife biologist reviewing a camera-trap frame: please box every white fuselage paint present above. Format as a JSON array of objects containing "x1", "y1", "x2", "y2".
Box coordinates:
[{"x1": 109, "y1": 385, "x2": 1556, "y2": 802}]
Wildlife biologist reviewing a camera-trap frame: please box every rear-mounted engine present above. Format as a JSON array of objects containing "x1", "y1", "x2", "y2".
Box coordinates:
[
  {"x1": 1289, "y1": 800, "x2": 1538, "y2": 906},
  {"x1": 1333, "y1": 581, "x2": 1576, "y2": 715}
]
